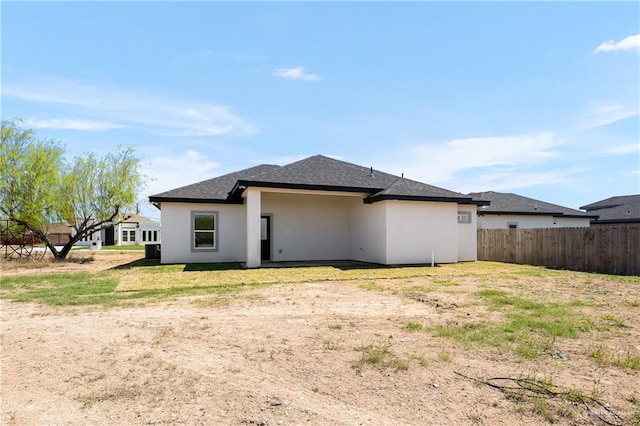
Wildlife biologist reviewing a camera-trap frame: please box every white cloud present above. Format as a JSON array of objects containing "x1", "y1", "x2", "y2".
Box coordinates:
[
  {"x1": 599, "y1": 143, "x2": 640, "y2": 155},
  {"x1": 581, "y1": 103, "x2": 640, "y2": 129},
  {"x1": 272, "y1": 66, "x2": 322, "y2": 81},
  {"x1": 391, "y1": 132, "x2": 562, "y2": 185},
  {"x1": 25, "y1": 118, "x2": 123, "y2": 131},
  {"x1": 4, "y1": 78, "x2": 257, "y2": 137},
  {"x1": 446, "y1": 168, "x2": 579, "y2": 194},
  {"x1": 142, "y1": 150, "x2": 222, "y2": 198},
  {"x1": 593, "y1": 34, "x2": 640, "y2": 54}
]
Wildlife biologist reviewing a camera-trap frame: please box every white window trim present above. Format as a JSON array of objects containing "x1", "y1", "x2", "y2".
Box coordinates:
[
  {"x1": 191, "y1": 210, "x2": 218, "y2": 252},
  {"x1": 457, "y1": 211, "x2": 472, "y2": 223}
]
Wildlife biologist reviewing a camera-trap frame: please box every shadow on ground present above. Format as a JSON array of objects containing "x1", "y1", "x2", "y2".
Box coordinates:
[{"x1": 110, "y1": 259, "x2": 440, "y2": 272}]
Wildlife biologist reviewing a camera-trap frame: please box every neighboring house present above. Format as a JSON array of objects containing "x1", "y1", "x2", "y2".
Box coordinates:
[
  {"x1": 580, "y1": 194, "x2": 640, "y2": 225},
  {"x1": 149, "y1": 155, "x2": 487, "y2": 267},
  {"x1": 46, "y1": 223, "x2": 73, "y2": 245},
  {"x1": 468, "y1": 191, "x2": 597, "y2": 229},
  {"x1": 77, "y1": 214, "x2": 161, "y2": 246}
]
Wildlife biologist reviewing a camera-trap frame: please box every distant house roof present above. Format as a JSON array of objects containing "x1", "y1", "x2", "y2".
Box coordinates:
[
  {"x1": 46, "y1": 223, "x2": 73, "y2": 235},
  {"x1": 120, "y1": 214, "x2": 157, "y2": 224},
  {"x1": 468, "y1": 191, "x2": 597, "y2": 218},
  {"x1": 150, "y1": 155, "x2": 483, "y2": 206},
  {"x1": 580, "y1": 194, "x2": 640, "y2": 224}
]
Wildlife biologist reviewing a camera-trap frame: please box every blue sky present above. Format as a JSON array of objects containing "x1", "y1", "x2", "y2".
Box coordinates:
[{"x1": 2, "y1": 1, "x2": 638, "y2": 220}]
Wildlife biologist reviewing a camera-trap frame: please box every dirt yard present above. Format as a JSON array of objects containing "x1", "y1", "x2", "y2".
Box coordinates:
[{"x1": 1, "y1": 252, "x2": 639, "y2": 425}]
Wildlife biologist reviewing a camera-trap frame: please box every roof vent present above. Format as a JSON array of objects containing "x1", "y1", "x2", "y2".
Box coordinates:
[{"x1": 370, "y1": 166, "x2": 374, "y2": 177}]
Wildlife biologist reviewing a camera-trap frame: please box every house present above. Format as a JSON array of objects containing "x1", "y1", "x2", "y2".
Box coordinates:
[
  {"x1": 149, "y1": 155, "x2": 487, "y2": 267},
  {"x1": 77, "y1": 214, "x2": 161, "y2": 247},
  {"x1": 580, "y1": 194, "x2": 640, "y2": 225},
  {"x1": 468, "y1": 191, "x2": 597, "y2": 229},
  {"x1": 46, "y1": 223, "x2": 73, "y2": 245}
]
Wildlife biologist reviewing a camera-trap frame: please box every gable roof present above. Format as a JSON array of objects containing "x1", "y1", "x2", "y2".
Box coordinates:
[
  {"x1": 580, "y1": 194, "x2": 640, "y2": 211},
  {"x1": 120, "y1": 214, "x2": 156, "y2": 224},
  {"x1": 149, "y1": 164, "x2": 280, "y2": 204},
  {"x1": 150, "y1": 155, "x2": 481, "y2": 205},
  {"x1": 468, "y1": 191, "x2": 597, "y2": 218},
  {"x1": 580, "y1": 194, "x2": 640, "y2": 224}
]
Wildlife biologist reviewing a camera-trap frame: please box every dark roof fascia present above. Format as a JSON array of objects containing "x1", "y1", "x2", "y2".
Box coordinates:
[
  {"x1": 558, "y1": 214, "x2": 599, "y2": 219},
  {"x1": 479, "y1": 211, "x2": 593, "y2": 218},
  {"x1": 590, "y1": 218, "x2": 640, "y2": 225},
  {"x1": 148, "y1": 196, "x2": 243, "y2": 205},
  {"x1": 231, "y1": 179, "x2": 380, "y2": 196},
  {"x1": 462, "y1": 199, "x2": 491, "y2": 206},
  {"x1": 364, "y1": 194, "x2": 481, "y2": 204}
]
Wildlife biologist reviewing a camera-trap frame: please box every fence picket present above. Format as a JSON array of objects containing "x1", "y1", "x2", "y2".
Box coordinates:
[{"x1": 477, "y1": 225, "x2": 640, "y2": 276}]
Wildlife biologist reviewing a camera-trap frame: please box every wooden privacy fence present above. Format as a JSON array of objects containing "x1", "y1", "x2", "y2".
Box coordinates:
[{"x1": 477, "y1": 225, "x2": 640, "y2": 276}]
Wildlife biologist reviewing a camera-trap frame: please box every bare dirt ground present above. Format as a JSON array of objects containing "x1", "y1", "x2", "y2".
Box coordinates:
[{"x1": 1, "y1": 252, "x2": 639, "y2": 425}]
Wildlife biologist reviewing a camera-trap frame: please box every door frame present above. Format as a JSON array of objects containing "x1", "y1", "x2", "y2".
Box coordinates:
[{"x1": 260, "y1": 215, "x2": 272, "y2": 261}]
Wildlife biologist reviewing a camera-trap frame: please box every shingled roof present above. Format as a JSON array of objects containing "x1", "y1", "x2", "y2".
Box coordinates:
[
  {"x1": 150, "y1": 155, "x2": 480, "y2": 205},
  {"x1": 468, "y1": 191, "x2": 597, "y2": 218},
  {"x1": 580, "y1": 194, "x2": 640, "y2": 224}
]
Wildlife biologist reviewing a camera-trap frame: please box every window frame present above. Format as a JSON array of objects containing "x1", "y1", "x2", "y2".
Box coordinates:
[
  {"x1": 191, "y1": 211, "x2": 218, "y2": 252},
  {"x1": 457, "y1": 211, "x2": 472, "y2": 224}
]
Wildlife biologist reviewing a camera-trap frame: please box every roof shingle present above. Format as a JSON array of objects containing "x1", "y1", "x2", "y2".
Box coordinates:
[
  {"x1": 150, "y1": 155, "x2": 476, "y2": 204},
  {"x1": 468, "y1": 191, "x2": 595, "y2": 218}
]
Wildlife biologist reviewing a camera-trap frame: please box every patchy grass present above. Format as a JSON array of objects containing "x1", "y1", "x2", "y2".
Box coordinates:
[
  {"x1": 589, "y1": 344, "x2": 640, "y2": 371},
  {"x1": 429, "y1": 289, "x2": 594, "y2": 359},
  {"x1": 403, "y1": 321, "x2": 424, "y2": 332},
  {"x1": 352, "y1": 340, "x2": 409, "y2": 372},
  {"x1": 2, "y1": 257, "x2": 639, "y2": 425}
]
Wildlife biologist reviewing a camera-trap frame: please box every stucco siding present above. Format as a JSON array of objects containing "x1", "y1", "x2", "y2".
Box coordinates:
[
  {"x1": 478, "y1": 214, "x2": 591, "y2": 229},
  {"x1": 457, "y1": 207, "x2": 477, "y2": 261},
  {"x1": 262, "y1": 193, "x2": 352, "y2": 261},
  {"x1": 552, "y1": 217, "x2": 591, "y2": 228},
  {"x1": 349, "y1": 201, "x2": 387, "y2": 264},
  {"x1": 160, "y1": 202, "x2": 246, "y2": 264},
  {"x1": 160, "y1": 194, "x2": 479, "y2": 265},
  {"x1": 385, "y1": 201, "x2": 458, "y2": 264}
]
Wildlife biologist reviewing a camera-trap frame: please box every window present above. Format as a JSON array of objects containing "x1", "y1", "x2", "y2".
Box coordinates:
[
  {"x1": 192, "y1": 211, "x2": 218, "y2": 251},
  {"x1": 457, "y1": 211, "x2": 471, "y2": 223},
  {"x1": 507, "y1": 222, "x2": 518, "y2": 229},
  {"x1": 122, "y1": 231, "x2": 128, "y2": 242},
  {"x1": 142, "y1": 230, "x2": 147, "y2": 242},
  {"x1": 153, "y1": 230, "x2": 158, "y2": 242},
  {"x1": 128, "y1": 230, "x2": 136, "y2": 242}
]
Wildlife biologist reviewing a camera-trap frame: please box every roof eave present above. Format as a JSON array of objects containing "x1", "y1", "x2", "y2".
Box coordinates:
[
  {"x1": 554, "y1": 214, "x2": 599, "y2": 219},
  {"x1": 591, "y1": 218, "x2": 640, "y2": 224},
  {"x1": 148, "y1": 196, "x2": 243, "y2": 205},
  {"x1": 231, "y1": 180, "x2": 381, "y2": 197},
  {"x1": 364, "y1": 194, "x2": 480, "y2": 204}
]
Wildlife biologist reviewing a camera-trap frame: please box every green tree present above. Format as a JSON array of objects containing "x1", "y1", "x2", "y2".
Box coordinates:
[{"x1": 1, "y1": 119, "x2": 145, "y2": 260}]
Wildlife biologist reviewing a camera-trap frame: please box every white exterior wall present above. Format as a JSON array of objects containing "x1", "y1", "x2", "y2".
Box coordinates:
[
  {"x1": 140, "y1": 222, "x2": 161, "y2": 244},
  {"x1": 160, "y1": 202, "x2": 246, "y2": 264},
  {"x1": 477, "y1": 214, "x2": 591, "y2": 229},
  {"x1": 245, "y1": 188, "x2": 262, "y2": 267},
  {"x1": 159, "y1": 192, "x2": 480, "y2": 265},
  {"x1": 262, "y1": 192, "x2": 353, "y2": 261},
  {"x1": 457, "y1": 206, "x2": 477, "y2": 261},
  {"x1": 349, "y1": 201, "x2": 387, "y2": 264},
  {"x1": 552, "y1": 217, "x2": 591, "y2": 228},
  {"x1": 385, "y1": 201, "x2": 459, "y2": 264},
  {"x1": 117, "y1": 223, "x2": 138, "y2": 246}
]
